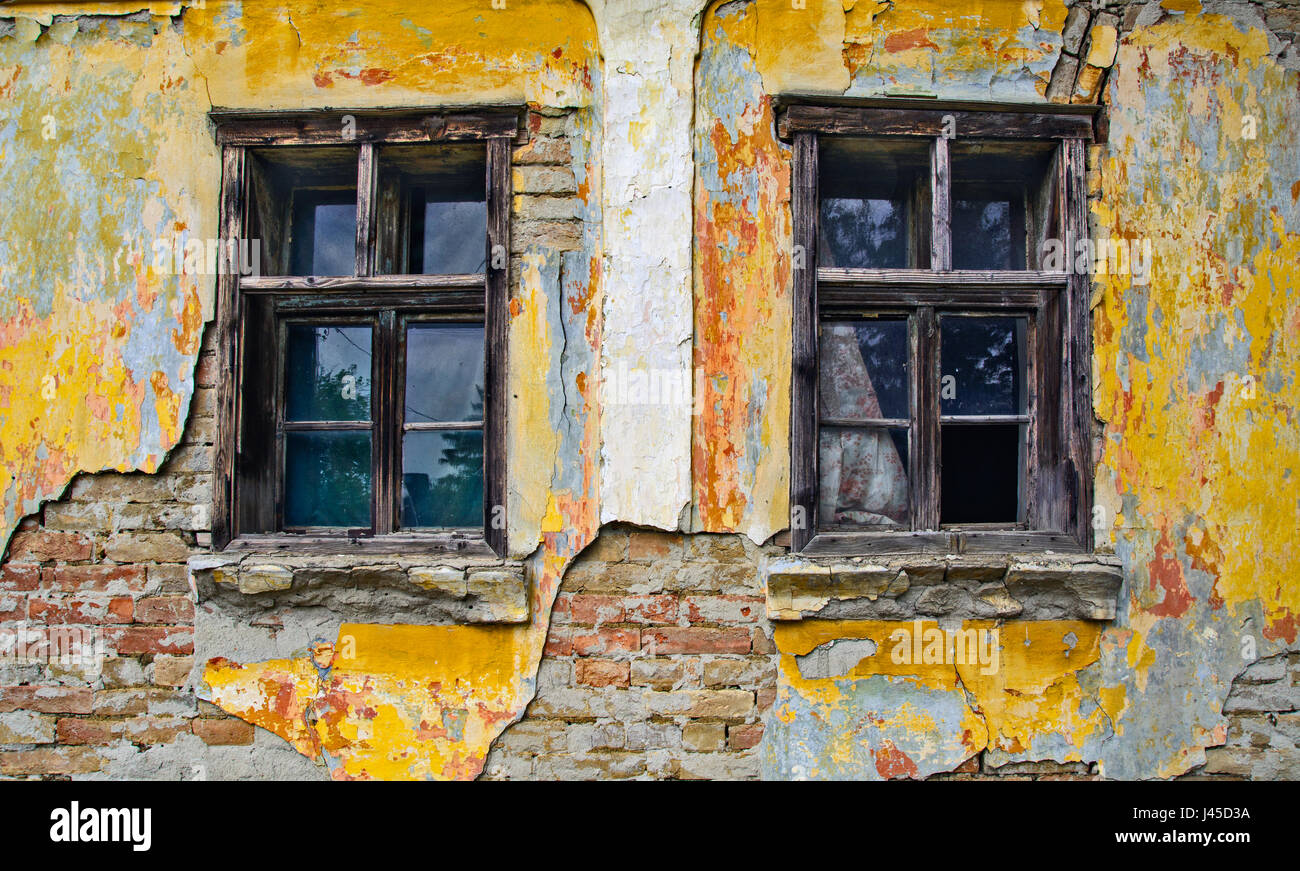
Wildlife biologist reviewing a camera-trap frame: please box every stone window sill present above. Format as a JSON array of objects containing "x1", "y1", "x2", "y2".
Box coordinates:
[
  {"x1": 763, "y1": 553, "x2": 1122, "y2": 622},
  {"x1": 188, "y1": 550, "x2": 529, "y2": 625}
]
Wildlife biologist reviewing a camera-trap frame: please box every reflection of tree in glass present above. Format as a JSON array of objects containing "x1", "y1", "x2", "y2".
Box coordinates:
[
  {"x1": 943, "y1": 318, "x2": 1019, "y2": 414},
  {"x1": 820, "y1": 199, "x2": 906, "y2": 269},
  {"x1": 287, "y1": 432, "x2": 371, "y2": 527},
  {"x1": 404, "y1": 387, "x2": 484, "y2": 528},
  {"x1": 953, "y1": 200, "x2": 1010, "y2": 270}
]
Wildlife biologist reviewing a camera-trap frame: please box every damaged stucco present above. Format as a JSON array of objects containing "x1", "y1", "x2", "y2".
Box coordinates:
[{"x1": 1, "y1": 0, "x2": 1297, "y2": 780}]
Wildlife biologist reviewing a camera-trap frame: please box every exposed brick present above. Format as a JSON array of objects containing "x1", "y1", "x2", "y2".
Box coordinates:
[
  {"x1": 728, "y1": 723, "x2": 764, "y2": 750},
  {"x1": 0, "y1": 746, "x2": 104, "y2": 776},
  {"x1": 630, "y1": 658, "x2": 686, "y2": 690},
  {"x1": 624, "y1": 594, "x2": 678, "y2": 624},
  {"x1": 134, "y1": 595, "x2": 194, "y2": 624},
  {"x1": 45, "y1": 564, "x2": 149, "y2": 594},
  {"x1": 702, "y1": 657, "x2": 775, "y2": 688},
  {"x1": 103, "y1": 532, "x2": 191, "y2": 564},
  {"x1": 0, "y1": 593, "x2": 23, "y2": 622},
  {"x1": 6, "y1": 530, "x2": 93, "y2": 562},
  {"x1": 628, "y1": 530, "x2": 682, "y2": 561},
  {"x1": 104, "y1": 626, "x2": 194, "y2": 656},
  {"x1": 645, "y1": 689, "x2": 754, "y2": 720},
  {"x1": 512, "y1": 135, "x2": 572, "y2": 165},
  {"x1": 578, "y1": 528, "x2": 628, "y2": 563},
  {"x1": 682, "y1": 721, "x2": 725, "y2": 752},
  {"x1": 683, "y1": 595, "x2": 762, "y2": 624},
  {"x1": 565, "y1": 594, "x2": 625, "y2": 625},
  {"x1": 642, "y1": 627, "x2": 751, "y2": 655},
  {"x1": 570, "y1": 627, "x2": 640, "y2": 656},
  {"x1": 0, "y1": 564, "x2": 40, "y2": 592},
  {"x1": 93, "y1": 688, "x2": 148, "y2": 717},
  {"x1": 575, "y1": 658, "x2": 630, "y2": 688},
  {"x1": 192, "y1": 717, "x2": 255, "y2": 746},
  {"x1": 27, "y1": 595, "x2": 133, "y2": 625},
  {"x1": 0, "y1": 710, "x2": 56, "y2": 744},
  {"x1": 151, "y1": 655, "x2": 194, "y2": 687},
  {"x1": 57, "y1": 717, "x2": 120, "y2": 745},
  {"x1": 0, "y1": 686, "x2": 93, "y2": 714},
  {"x1": 543, "y1": 627, "x2": 573, "y2": 657},
  {"x1": 99, "y1": 657, "x2": 147, "y2": 689}
]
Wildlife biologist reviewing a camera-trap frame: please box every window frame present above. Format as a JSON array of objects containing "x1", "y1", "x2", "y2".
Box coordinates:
[
  {"x1": 210, "y1": 109, "x2": 518, "y2": 557},
  {"x1": 784, "y1": 99, "x2": 1096, "y2": 556}
]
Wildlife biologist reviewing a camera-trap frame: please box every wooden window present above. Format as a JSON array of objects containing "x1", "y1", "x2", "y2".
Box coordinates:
[
  {"x1": 210, "y1": 110, "x2": 517, "y2": 556},
  {"x1": 784, "y1": 100, "x2": 1096, "y2": 555}
]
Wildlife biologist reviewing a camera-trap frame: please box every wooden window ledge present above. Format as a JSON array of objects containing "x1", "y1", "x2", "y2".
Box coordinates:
[
  {"x1": 188, "y1": 552, "x2": 529, "y2": 625},
  {"x1": 763, "y1": 553, "x2": 1122, "y2": 622}
]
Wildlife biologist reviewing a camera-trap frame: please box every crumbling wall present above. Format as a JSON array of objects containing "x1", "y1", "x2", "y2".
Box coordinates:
[{"x1": 1, "y1": 0, "x2": 1297, "y2": 780}]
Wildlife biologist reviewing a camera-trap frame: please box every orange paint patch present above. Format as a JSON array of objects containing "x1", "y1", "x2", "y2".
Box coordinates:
[
  {"x1": 882, "y1": 28, "x2": 939, "y2": 53},
  {"x1": 873, "y1": 739, "x2": 919, "y2": 779}
]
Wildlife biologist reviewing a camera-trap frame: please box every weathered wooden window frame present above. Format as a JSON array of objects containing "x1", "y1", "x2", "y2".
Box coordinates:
[
  {"x1": 209, "y1": 109, "x2": 518, "y2": 557},
  {"x1": 783, "y1": 100, "x2": 1096, "y2": 556}
]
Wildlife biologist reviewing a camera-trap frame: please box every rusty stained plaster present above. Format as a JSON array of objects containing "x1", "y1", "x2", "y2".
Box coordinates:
[
  {"x1": 677, "y1": 0, "x2": 1299, "y2": 779},
  {"x1": 0, "y1": 0, "x2": 1296, "y2": 779}
]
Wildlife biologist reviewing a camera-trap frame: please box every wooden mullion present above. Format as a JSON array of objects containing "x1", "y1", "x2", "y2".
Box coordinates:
[
  {"x1": 373, "y1": 310, "x2": 398, "y2": 535},
  {"x1": 356, "y1": 143, "x2": 378, "y2": 277},
  {"x1": 484, "y1": 135, "x2": 511, "y2": 556},
  {"x1": 213, "y1": 145, "x2": 246, "y2": 549},
  {"x1": 791, "y1": 133, "x2": 819, "y2": 551},
  {"x1": 1062, "y1": 137, "x2": 1092, "y2": 548},
  {"x1": 930, "y1": 137, "x2": 951, "y2": 271},
  {"x1": 919, "y1": 307, "x2": 942, "y2": 529}
]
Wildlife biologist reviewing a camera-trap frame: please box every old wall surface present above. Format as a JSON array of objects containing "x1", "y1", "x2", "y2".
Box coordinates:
[{"x1": 0, "y1": 0, "x2": 1297, "y2": 780}]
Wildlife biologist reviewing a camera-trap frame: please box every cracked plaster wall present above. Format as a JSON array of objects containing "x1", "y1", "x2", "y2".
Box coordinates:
[{"x1": 0, "y1": 0, "x2": 1296, "y2": 779}]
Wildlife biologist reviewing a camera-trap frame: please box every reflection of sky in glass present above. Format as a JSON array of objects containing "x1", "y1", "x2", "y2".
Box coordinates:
[
  {"x1": 820, "y1": 198, "x2": 907, "y2": 268},
  {"x1": 310, "y1": 203, "x2": 356, "y2": 276},
  {"x1": 405, "y1": 325, "x2": 484, "y2": 423},
  {"x1": 953, "y1": 200, "x2": 1012, "y2": 270},
  {"x1": 940, "y1": 316, "x2": 1026, "y2": 416},
  {"x1": 423, "y1": 200, "x2": 486, "y2": 274},
  {"x1": 285, "y1": 325, "x2": 371, "y2": 421}
]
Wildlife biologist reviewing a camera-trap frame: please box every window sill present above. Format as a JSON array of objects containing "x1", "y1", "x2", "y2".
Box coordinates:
[
  {"x1": 188, "y1": 547, "x2": 529, "y2": 625},
  {"x1": 763, "y1": 552, "x2": 1121, "y2": 622}
]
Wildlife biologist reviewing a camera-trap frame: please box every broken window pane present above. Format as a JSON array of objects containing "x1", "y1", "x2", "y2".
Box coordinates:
[
  {"x1": 939, "y1": 316, "x2": 1027, "y2": 417},
  {"x1": 404, "y1": 324, "x2": 484, "y2": 424},
  {"x1": 402, "y1": 431, "x2": 483, "y2": 528},
  {"x1": 284, "y1": 431, "x2": 372, "y2": 527},
  {"x1": 819, "y1": 138, "x2": 929, "y2": 269},
  {"x1": 285, "y1": 324, "x2": 372, "y2": 422},
  {"x1": 940, "y1": 423, "x2": 1024, "y2": 524}
]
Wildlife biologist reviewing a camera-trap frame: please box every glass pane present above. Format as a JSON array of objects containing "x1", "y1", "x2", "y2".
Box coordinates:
[
  {"x1": 941, "y1": 423, "x2": 1024, "y2": 524},
  {"x1": 285, "y1": 324, "x2": 372, "y2": 421},
  {"x1": 820, "y1": 198, "x2": 908, "y2": 269},
  {"x1": 414, "y1": 198, "x2": 487, "y2": 274},
  {"x1": 820, "y1": 320, "x2": 909, "y2": 421},
  {"x1": 950, "y1": 140, "x2": 1056, "y2": 271},
  {"x1": 291, "y1": 192, "x2": 357, "y2": 276},
  {"x1": 376, "y1": 143, "x2": 486, "y2": 275},
  {"x1": 405, "y1": 324, "x2": 485, "y2": 424},
  {"x1": 246, "y1": 145, "x2": 358, "y2": 277},
  {"x1": 940, "y1": 316, "x2": 1027, "y2": 416},
  {"x1": 402, "y1": 430, "x2": 484, "y2": 528},
  {"x1": 952, "y1": 194, "x2": 1022, "y2": 270},
  {"x1": 284, "y1": 431, "x2": 372, "y2": 527},
  {"x1": 818, "y1": 425, "x2": 909, "y2": 528},
  {"x1": 818, "y1": 137, "x2": 929, "y2": 269}
]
